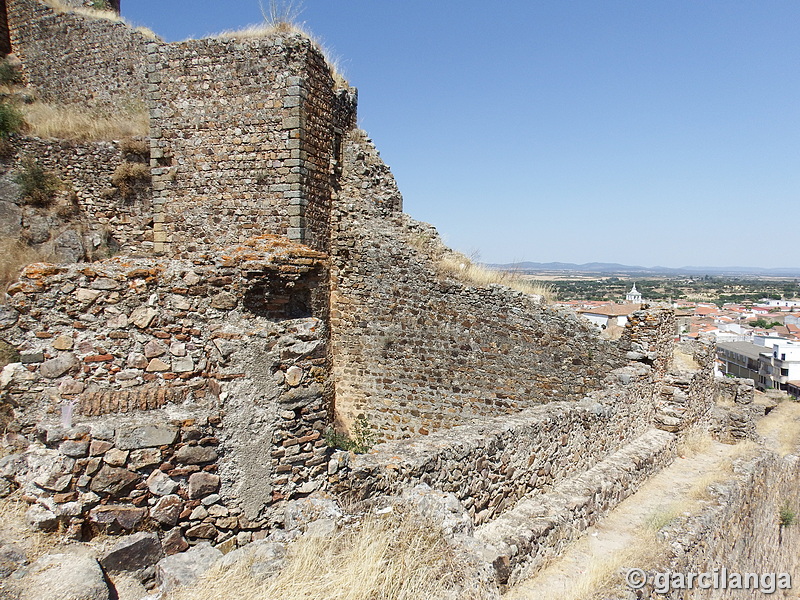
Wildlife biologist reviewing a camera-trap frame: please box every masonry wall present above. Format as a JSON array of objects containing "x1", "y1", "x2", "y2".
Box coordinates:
[
  {"x1": 331, "y1": 360, "x2": 660, "y2": 524},
  {"x1": 329, "y1": 129, "x2": 629, "y2": 440},
  {"x1": 5, "y1": 136, "x2": 153, "y2": 257},
  {"x1": 620, "y1": 449, "x2": 800, "y2": 599},
  {"x1": 0, "y1": 236, "x2": 333, "y2": 545},
  {"x1": 6, "y1": 0, "x2": 153, "y2": 109},
  {"x1": 147, "y1": 33, "x2": 356, "y2": 257}
]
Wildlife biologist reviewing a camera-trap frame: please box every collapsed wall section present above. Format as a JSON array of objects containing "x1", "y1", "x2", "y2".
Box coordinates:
[
  {"x1": 148, "y1": 33, "x2": 356, "y2": 257},
  {"x1": 6, "y1": 0, "x2": 153, "y2": 109},
  {"x1": 0, "y1": 236, "x2": 333, "y2": 546},
  {"x1": 330, "y1": 130, "x2": 628, "y2": 439}
]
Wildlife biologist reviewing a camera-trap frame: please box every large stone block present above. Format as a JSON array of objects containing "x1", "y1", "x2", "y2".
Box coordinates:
[{"x1": 116, "y1": 424, "x2": 178, "y2": 450}]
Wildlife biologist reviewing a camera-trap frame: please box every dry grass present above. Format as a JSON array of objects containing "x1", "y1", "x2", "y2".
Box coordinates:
[
  {"x1": 553, "y1": 524, "x2": 668, "y2": 600},
  {"x1": 210, "y1": 1, "x2": 348, "y2": 89},
  {"x1": 166, "y1": 510, "x2": 482, "y2": 600},
  {"x1": 20, "y1": 101, "x2": 149, "y2": 141},
  {"x1": 757, "y1": 399, "x2": 800, "y2": 457},
  {"x1": 437, "y1": 252, "x2": 556, "y2": 302},
  {"x1": 677, "y1": 428, "x2": 713, "y2": 458},
  {"x1": 551, "y1": 441, "x2": 763, "y2": 600},
  {"x1": 0, "y1": 493, "x2": 70, "y2": 561},
  {"x1": 111, "y1": 161, "x2": 151, "y2": 200},
  {"x1": 40, "y1": 0, "x2": 160, "y2": 39},
  {"x1": 42, "y1": 0, "x2": 123, "y2": 22},
  {"x1": 672, "y1": 348, "x2": 700, "y2": 372},
  {"x1": 0, "y1": 238, "x2": 52, "y2": 300}
]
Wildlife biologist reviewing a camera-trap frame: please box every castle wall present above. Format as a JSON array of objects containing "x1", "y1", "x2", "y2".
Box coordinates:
[
  {"x1": 331, "y1": 361, "x2": 658, "y2": 523},
  {"x1": 147, "y1": 34, "x2": 356, "y2": 257},
  {"x1": 329, "y1": 130, "x2": 629, "y2": 439},
  {"x1": 0, "y1": 236, "x2": 333, "y2": 540},
  {"x1": 625, "y1": 449, "x2": 800, "y2": 599},
  {"x1": 6, "y1": 0, "x2": 152, "y2": 109},
  {"x1": 653, "y1": 335, "x2": 717, "y2": 433},
  {"x1": 7, "y1": 136, "x2": 153, "y2": 257}
]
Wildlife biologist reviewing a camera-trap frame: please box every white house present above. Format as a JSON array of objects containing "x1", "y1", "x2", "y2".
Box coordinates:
[
  {"x1": 579, "y1": 303, "x2": 642, "y2": 331},
  {"x1": 626, "y1": 283, "x2": 642, "y2": 304}
]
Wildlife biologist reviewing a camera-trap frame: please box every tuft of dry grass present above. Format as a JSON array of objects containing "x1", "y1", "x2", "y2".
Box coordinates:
[
  {"x1": 0, "y1": 238, "x2": 53, "y2": 300},
  {"x1": 210, "y1": 1, "x2": 349, "y2": 89},
  {"x1": 166, "y1": 510, "x2": 482, "y2": 600},
  {"x1": 40, "y1": 0, "x2": 160, "y2": 39},
  {"x1": 677, "y1": 428, "x2": 712, "y2": 458},
  {"x1": 42, "y1": 0, "x2": 123, "y2": 22},
  {"x1": 19, "y1": 101, "x2": 149, "y2": 142},
  {"x1": 0, "y1": 492, "x2": 72, "y2": 561},
  {"x1": 111, "y1": 161, "x2": 151, "y2": 201},
  {"x1": 437, "y1": 252, "x2": 556, "y2": 302}
]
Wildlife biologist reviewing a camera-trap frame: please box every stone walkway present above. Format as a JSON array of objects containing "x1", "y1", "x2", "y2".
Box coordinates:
[{"x1": 503, "y1": 439, "x2": 742, "y2": 599}]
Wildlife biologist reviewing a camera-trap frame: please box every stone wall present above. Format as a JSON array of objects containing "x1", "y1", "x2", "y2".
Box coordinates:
[
  {"x1": 2, "y1": 136, "x2": 153, "y2": 259},
  {"x1": 654, "y1": 335, "x2": 716, "y2": 433},
  {"x1": 329, "y1": 129, "x2": 629, "y2": 440},
  {"x1": 622, "y1": 449, "x2": 800, "y2": 599},
  {"x1": 147, "y1": 33, "x2": 356, "y2": 257},
  {"x1": 0, "y1": 236, "x2": 334, "y2": 541},
  {"x1": 6, "y1": 0, "x2": 153, "y2": 109},
  {"x1": 330, "y1": 361, "x2": 659, "y2": 524}
]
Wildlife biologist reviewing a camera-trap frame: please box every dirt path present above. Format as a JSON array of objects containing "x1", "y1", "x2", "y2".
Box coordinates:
[{"x1": 503, "y1": 439, "x2": 743, "y2": 600}]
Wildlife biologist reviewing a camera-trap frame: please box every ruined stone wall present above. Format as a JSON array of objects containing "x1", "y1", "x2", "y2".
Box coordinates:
[
  {"x1": 6, "y1": 0, "x2": 153, "y2": 109},
  {"x1": 148, "y1": 33, "x2": 356, "y2": 257},
  {"x1": 0, "y1": 236, "x2": 334, "y2": 544},
  {"x1": 331, "y1": 361, "x2": 658, "y2": 524},
  {"x1": 655, "y1": 335, "x2": 716, "y2": 433},
  {"x1": 4, "y1": 136, "x2": 153, "y2": 258},
  {"x1": 625, "y1": 449, "x2": 800, "y2": 599},
  {"x1": 329, "y1": 129, "x2": 628, "y2": 440}
]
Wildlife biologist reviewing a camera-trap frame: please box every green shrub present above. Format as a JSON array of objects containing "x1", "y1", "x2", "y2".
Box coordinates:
[
  {"x1": 14, "y1": 158, "x2": 63, "y2": 207},
  {"x1": 0, "y1": 102, "x2": 23, "y2": 139},
  {"x1": 325, "y1": 414, "x2": 376, "y2": 454},
  {"x1": 780, "y1": 502, "x2": 796, "y2": 527}
]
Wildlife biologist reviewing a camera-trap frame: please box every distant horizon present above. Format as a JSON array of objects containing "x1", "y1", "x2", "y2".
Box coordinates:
[{"x1": 489, "y1": 260, "x2": 800, "y2": 276}]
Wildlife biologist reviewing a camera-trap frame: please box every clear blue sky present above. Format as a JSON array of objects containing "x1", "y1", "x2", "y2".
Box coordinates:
[{"x1": 122, "y1": 1, "x2": 800, "y2": 269}]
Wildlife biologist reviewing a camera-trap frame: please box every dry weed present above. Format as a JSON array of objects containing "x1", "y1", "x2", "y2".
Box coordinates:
[
  {"x1": 42, "y1": 0, "x2": 122, "y2": 22},
  {"x1": 438, "y1": 253, "x2": 556, "y2": 302},
  {"x1": 166, "y1": 511, "x2": 477, "y2": 600},
  {"x1": 40, "y1": 0, "x2": 160, "y2": 39},
  {"x1": 677, "y1": 428, "x2": 712, "y2": 458},
  {"x1": 0, "y1": 238, "x2": 52, "y2": 300},
  {"x1": 672, "y1": 348, "x2": 700, "y2": 372},
  {"x1": 0, "y1": 492, "x2": 70, "y2": 561},
  {"x1": 210, "y1": 1, "x2": 349, "y2": 89},
  {"x1": 20, "y1": 102, "x2": 149, "y2": 141},
  {"x1": 111, "y1": 162, "x2": 151, "y2": 201}
]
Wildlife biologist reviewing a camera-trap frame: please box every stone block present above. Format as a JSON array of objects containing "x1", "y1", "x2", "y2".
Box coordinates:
[{"x1": 116, "y1": 425, "x2": 178, "y2": 450}]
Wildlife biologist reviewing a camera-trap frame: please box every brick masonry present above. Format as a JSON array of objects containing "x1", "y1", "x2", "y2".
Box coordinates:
[{"x1": 1, "y1": 236, "x2": 333, "y2": 532}]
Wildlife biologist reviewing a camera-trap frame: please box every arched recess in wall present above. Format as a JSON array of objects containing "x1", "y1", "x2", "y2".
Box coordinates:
[{"x1": 0, "y1": 0, "x2": 11, "y2": 57}]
